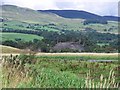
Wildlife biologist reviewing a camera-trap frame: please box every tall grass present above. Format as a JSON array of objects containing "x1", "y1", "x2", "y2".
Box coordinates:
[
  {"x1": 85, "y1": 70, "x2": 119, "y2": 88},
  {"x1": 1, "y1": 54, "x2": 119, "y2": 88},
  {"x1": 2, "y1": 54, "x2": 36, "y2": 88}
]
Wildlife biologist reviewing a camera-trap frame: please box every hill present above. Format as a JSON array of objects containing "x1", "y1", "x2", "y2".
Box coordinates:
[
  {"x1": 103, "y1": 16, "x2": 119, "y2": 21},
  {"x1": 1, "y1": 5, "x2": 83, "y2": 24},
  {"x1": 0, "y1": 45, "x2": 23, "y2": 53},
  {"x1": 39, "y1": 10, "x2": 102, "y2": 20},
  {"x1": 39, "y1": 10, "x2": 119, "y2": 22},
  {"x1": 0, "y1": 5, "x2": 118, "y2": 34}
]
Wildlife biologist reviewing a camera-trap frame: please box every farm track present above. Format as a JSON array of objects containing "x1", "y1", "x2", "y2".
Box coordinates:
[{"x1": 1, "y1": 53, "x2": 119, "y2": 56}]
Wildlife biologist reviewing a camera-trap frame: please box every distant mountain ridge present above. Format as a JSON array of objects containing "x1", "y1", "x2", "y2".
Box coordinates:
[
  {"x1": 39, "y1": 10, "x2": 119, "y2": 21},
  {"x1": 103, "y1": 16, "x2": 119, "y2": 21}
]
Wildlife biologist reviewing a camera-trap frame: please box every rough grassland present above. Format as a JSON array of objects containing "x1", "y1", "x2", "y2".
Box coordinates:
[{"x1": 1, "y1": 54, "x2": 119, "y2": 88}]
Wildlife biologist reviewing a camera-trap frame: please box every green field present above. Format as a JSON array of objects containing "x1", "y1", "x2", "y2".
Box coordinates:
[
  {"x1": 2, "y1": 54, "x2": 119, "y2": 88},
  {"x1": 84, "y1": 21, "x2": 118, "y2": 34},
  {"x1": 37, "y1": 55, "x2": 118, "y2": 61},
  {"x1": 1, "y1": 33, "x2": 43, "y2": 42},
  {"x1": 1, "y1": 19, "x2": 118, "y2": 34}
]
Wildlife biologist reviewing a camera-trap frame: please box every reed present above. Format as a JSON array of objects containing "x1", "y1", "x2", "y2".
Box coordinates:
[{"x1": 85, "y1": 69, "x2": 119, "y2": 88}]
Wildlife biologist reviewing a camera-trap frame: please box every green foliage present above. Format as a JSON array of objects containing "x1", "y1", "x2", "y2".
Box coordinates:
[
  {"x1": 83, "y1": 19, "x2": 108, "y2": 25},
  {"x1": 2, "y1": 54, "x2": 119, "y2": 88},
  {"x1": 1, "y1": 26, "x2": 118, "y2": 53},
  {"x1": 17, "y1": 68, "x2": 85, "y2": 88}
]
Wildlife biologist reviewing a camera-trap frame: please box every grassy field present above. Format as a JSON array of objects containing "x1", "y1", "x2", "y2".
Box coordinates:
[
  {"x1": 0, "y1": 45, "x2": 23, "y2": 53},
  {"x1": 1, "y1": 45, "x2": 119, "y2": 88},
  {"x1": 1, "y1": 19, "x2": 118, "y2": 34},
  {"x1": 1, "y1": 54, "x2": 119, "y2": 88},
  {"x1": 1, "y1": 53, "x2": 118, "y2": 60},
  {"x1": 36, "y1": 53, "x2": 118, "y2": 61},
  {"x1": 84, "y1": 21, "x2": 118, "y2": 34},
  {"x1": 1, "y1": 32, "x2": 43, "y2": 42}
]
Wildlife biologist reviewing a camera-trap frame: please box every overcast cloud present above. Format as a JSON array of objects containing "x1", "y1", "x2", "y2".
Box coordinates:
[{"x1": 1, "y1": 0, "x2": 119, "y2": 16}]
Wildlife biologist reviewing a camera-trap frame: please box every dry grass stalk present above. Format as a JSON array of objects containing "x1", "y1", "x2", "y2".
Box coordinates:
[{"x1": 85, "y1": 69, "x2": 119, "y2": 88}]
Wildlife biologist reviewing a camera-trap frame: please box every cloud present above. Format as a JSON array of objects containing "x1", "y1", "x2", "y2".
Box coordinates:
[
  {"x1": 1, "y1": 0, "x2": 119, "y2": 16},
  {"x1": 58, "y1": 0, "x2": 119, "y2": 3},
  {"x1": 75, "y1": 2, "x2": 118, "y2": 16},
  {"x1": 55, "y1": 1, "x2": 118, "y2": 16},
  {"x1": 2, "y1": 0, "x2": 59, "y2": 9}
]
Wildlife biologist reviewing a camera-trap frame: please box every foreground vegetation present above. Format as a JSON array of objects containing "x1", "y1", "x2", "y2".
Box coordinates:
[{"x1": 1, "y1": 54, "x2": 119, "y2": 88}]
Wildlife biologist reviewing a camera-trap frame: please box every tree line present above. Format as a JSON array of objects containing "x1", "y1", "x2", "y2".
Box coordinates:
[{"x1": 1, "y1": 28, "x2": 119, "y2": 53}]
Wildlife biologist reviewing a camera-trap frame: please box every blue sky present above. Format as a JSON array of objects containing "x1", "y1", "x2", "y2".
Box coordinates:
[{"x1": 1, "y1": 0, "x2": 119, "y2": 16}]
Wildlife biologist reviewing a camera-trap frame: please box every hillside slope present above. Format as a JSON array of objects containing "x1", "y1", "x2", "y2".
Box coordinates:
[
  {"x1": 39, "y1": 10, "x2": 102, "y2": 19},
  {"x1": 1, "y1": 45, "x2": 23, "y2": 53},
  {"x1": 0, "y1": 5, "x2": 118, "y2": 34},
  {"x1": 39, "y1": 10, "x2": 119, "y2": 21},
  {"x1": 1, "y1": 5, "x2": 83, "y2": 24}
]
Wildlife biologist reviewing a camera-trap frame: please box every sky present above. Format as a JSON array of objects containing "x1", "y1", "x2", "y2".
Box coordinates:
[{"x1": 1, "y1": 0, "x2": 119, "y2": 16}]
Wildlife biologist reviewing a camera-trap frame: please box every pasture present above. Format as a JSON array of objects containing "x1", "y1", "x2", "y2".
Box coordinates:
[{"x1": 1, "y1": 32, "x2": 43, "y2": 42}]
